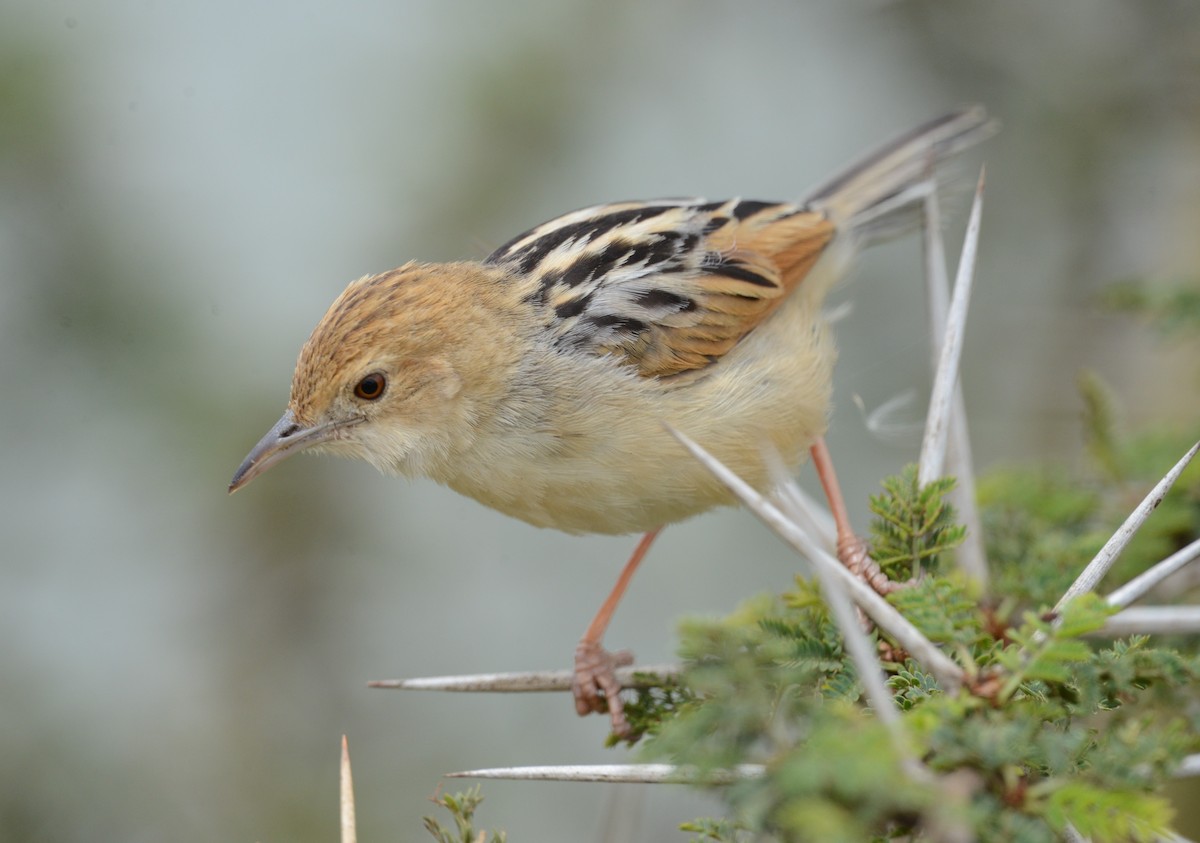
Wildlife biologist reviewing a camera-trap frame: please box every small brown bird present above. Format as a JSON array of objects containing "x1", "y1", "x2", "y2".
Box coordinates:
[{"x1": 230, "y1": 107, "x2": 992, "y2": 735}]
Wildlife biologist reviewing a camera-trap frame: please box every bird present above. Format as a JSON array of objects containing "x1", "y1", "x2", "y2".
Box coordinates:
[{"x1": 229, "y1": 106, "x2": 994, "y2": 736}]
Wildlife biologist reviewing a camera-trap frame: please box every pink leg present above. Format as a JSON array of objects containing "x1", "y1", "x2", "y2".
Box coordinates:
[
  {"x1": 809, "y1": 437, "x2": 896, "y2": 594},
  {"x1": 573, "y1": 527, "x2": 661, "y2": 737}
]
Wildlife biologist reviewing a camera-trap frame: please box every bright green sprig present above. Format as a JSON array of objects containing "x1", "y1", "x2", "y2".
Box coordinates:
[
  {"x1": 868, "y1": 464, "x2": 966, "y2": 580},
  {"x1": 423, "y1": 786, "x2": 507, "y2": 843}
]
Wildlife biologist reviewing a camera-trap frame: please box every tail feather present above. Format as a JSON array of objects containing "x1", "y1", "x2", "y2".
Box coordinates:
[{"x1": 805, "y1": 106, "x2": 996, "y2": 240}]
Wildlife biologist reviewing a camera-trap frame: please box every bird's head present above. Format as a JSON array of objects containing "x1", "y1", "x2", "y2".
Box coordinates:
[{"x1": 229, "y1": 261, "x2": 519, "y2": 493}]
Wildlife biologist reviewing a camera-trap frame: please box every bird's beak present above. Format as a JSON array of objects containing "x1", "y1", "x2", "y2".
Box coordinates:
[{"x1": 228, "y1": 409, "x2": 359, "y2": 494}]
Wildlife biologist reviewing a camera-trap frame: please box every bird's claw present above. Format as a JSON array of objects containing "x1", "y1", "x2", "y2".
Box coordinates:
[{"x1": 572, "y1": 640, "x2": 635, "y2": 738}]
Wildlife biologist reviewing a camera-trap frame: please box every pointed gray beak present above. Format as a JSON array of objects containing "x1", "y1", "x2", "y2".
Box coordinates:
[{"x1": 228, "y1": 409, "x2": 359, "y2": 493}]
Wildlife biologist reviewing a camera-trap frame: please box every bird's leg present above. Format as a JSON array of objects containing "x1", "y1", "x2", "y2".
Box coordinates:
[
  {"x1": 809, "y1": 437, "x2": 900, "y2": 596},
  {"x1": 573, "y1": 527, "x2": 661, "y2": 738}
]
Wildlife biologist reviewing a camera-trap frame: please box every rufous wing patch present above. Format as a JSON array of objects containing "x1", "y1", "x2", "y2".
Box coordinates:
[{"x1": 486, "y1": 199, "x2": 835, "y2": 379}]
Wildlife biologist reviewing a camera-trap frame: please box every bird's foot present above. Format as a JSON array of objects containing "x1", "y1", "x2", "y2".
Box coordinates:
[
  {"x1": 572, "y1": 640, "x2": 635, "y2": 738},
  {"x1": 837, "y1": 533, "x2": 905, "y2": 596}
]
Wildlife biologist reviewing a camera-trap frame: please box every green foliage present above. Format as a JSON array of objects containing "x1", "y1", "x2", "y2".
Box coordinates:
[
  {"x1": 886, "y1": 574, "x2": 984, "y2": 649},
  {"x1": 679, "y1": 817, "x2": 751, "y2": 842},
  {"x1": 423, "y1": 786, "x2": 507, "y2": 843},
  {"x1": 978, "y1": 468, "x2": 1109, "y2": 607},
  {"x1": 647, "y1": 596, "x2": 848, "y2": 773},
  {"x1": 979, "y1": 430, "x2": 1200, "y2": 611},
  {"x1": 868, "y1": 465, "x2": 967, "y2": 580},
  {"x1": 1037, "y1": 781, "x2": 1173, "y2": 843},
  {"x1": 979, "y1": 366, "x2": 1200, "y2": 612},
  {"x1": 886, "y1": 665, "x2": 941, "y2": 711},
  {"x1": 1101, "y1": 278, "x2": 1200, "y2": 339},
  {"x1": 606, "y1": 672, "x2": 696, "y2": 747},
  {"x1": 631, "y1": 461, "x2": 1200, "y2": 842},
  {"x1": 992, "y1": 594, "x2": 1115, "y2": 700}
]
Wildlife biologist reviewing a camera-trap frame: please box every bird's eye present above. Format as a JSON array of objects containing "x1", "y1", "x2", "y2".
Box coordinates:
[{"x1": 353, "y1": 372, "x2": 387, "y2": 401}]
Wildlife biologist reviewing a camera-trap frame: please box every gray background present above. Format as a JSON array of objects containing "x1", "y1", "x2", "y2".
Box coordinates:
[{"x1": 3, "y1": 2, "x2": 1198, "y2": 840}]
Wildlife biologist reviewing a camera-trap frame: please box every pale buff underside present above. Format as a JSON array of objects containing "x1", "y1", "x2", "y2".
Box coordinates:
[{"x1": 426, "y1": 259, "x2": 841, "y2": 536}]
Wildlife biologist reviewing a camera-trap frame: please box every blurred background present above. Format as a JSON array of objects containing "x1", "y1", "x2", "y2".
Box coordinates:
[{"x1": 2, "y1": 1, "x2": 1198, "y2": 840}]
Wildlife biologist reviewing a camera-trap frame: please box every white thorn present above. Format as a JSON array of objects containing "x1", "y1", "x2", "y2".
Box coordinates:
[
  {"x1": 447, "y1": 763, "x2": 765, "y2": 784},
  {"x1": 765, "y1": 449, "x2": 837, "y2": 554},
  {"x1": 918, "y1": 166, "x2": 985, "y2": 487},
  {"x1": 1106, "y1": 537, "x2": 1200, "y2": 609},
  {"x1": 369, "y1": 664, "x2": 680, "y2": 693},
  {"x1": 922, "y1": 169, "x2": 989, "y2": 588},
  {"x1": 1091, "y1": 606, "x2": 1200, "y2": 637},
  {"x1": 667, "y1": 425, "x2": 963, "y2": 691},
  {"x1": 340, "y1": 736, "x2": 357, "y2": 843},
  {"x1": 1057, "y1": 440, "x2": 1200, "y2": 612}
]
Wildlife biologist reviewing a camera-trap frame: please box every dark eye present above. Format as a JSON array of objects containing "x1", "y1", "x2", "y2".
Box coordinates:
[{"x1": 353, "y1": 372, "x2": 387, "y2": 401}]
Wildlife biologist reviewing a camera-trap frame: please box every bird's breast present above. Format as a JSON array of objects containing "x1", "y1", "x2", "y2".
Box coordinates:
[{"x1": 431, "y1": 296, "x2": 836, "y2": 536}]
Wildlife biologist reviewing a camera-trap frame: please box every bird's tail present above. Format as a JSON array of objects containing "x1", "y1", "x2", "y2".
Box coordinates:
[{"x1": 805, "y1": 106, "x2": 996, "y2": 243}]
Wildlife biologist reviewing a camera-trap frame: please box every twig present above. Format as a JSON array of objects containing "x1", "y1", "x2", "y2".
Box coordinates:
[
  {"x1": 771, "y1": 480, "x2": 837, "y2": 555},
  {"x1": 777, "y1": 475, "x2": 916, "y2": 773},
  {"x1": 447, "y1": 763, "x2": 764, "y2": 784},
  {"x1": 918, "y1": 167, "x2": 985, "y2": 488},
  {"x1": 1106, "y1": 537, "x2": 1200, "y2": 609},
  {"x1": 809, "y1": 549, "x2": 901, "y2": 728},
  {"x1": 1055, "y1": 440, "x2": 1200, "y2": 613},
  {"x1": 805, "y1": 538, "x2": 929, "y2": 780},
  {"x1": 667, "y1": 425, "x2": 964, "y2": 692},
  {"x1": 341, "y1": 736, "x2": 356, "y2": 843},
  {"x1": 1090, "y1": 606, "x2": 1200, "y2": 637},
  {"x1": 368, "y1": 664, "x2": 680, "y2": 693},
  {"x1": 922, "y1": 182, "x2": 989, "y2": 588}
]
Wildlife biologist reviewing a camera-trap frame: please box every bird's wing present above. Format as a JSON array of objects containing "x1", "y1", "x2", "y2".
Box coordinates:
[{"x1": 485, "y1": 198, "x2": 835, "y2": 378}]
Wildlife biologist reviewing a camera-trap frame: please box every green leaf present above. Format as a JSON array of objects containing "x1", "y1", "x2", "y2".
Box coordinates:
[
  {"x1": 423, "y1": 787, "x2": 506, "y2": 843},
  {"x1": 1055, "y1": 592, "x2": 1116, "y2": 638},
  {"x1": 868, "y1": 465, "x2": 967, "y2": 580},
  {"x1": 1037, "y1": 781, "x2": 1173, "y2": 843},
  {"x1": 886, "y1": 575, "x2": 983, "y2": 647}
]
